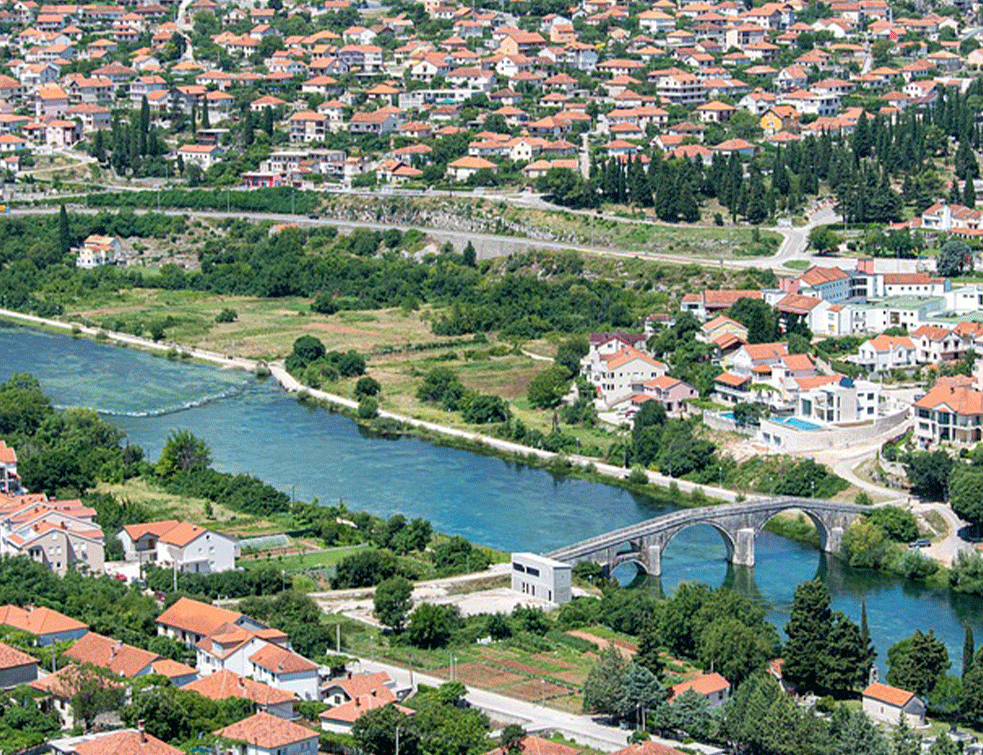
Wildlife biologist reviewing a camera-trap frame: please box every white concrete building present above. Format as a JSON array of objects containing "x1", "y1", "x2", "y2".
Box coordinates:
[{"x1": 510, "y1": 553, "x2": 571, "y2": 605}]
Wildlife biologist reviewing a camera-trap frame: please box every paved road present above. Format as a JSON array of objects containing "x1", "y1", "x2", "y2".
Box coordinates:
[
  {"x1": 7, "y1": 197, "x2": 870, "y2": 274},
  {"x1": 349, "y1": 655, "x2": 722, "y2": 754}
]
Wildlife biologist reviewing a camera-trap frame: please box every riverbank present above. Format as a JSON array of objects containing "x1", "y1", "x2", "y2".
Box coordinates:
[{"x1": 0, "y1": 307, "x2": 746, "y2": 508}]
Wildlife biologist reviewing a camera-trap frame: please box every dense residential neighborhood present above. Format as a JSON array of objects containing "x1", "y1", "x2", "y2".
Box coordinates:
[{"x1": 8, "y1": 0, "x2": 983, "y2": 749}]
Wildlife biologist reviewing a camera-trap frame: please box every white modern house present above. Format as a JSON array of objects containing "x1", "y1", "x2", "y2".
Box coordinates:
[{"x1": 117, "y1": 520, "x2": 238, "y2": 574}]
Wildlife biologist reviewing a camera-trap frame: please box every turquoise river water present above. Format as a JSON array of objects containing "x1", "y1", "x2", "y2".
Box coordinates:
[{"x1": 1, "y1": 321, "x2": 981, "y2": 674}]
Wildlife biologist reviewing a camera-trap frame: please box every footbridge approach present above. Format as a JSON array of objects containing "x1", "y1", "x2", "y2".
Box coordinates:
[{"x1": 546, "y1": 498, "x2": 866, "y2": 576}]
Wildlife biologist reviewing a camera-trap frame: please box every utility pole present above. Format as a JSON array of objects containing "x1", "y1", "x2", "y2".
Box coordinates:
[{"x1": 336, "y1": 624, "x2": 341, "y2": 654}]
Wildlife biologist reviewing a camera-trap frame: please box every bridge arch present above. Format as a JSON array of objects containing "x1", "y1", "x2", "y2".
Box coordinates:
[
  {"x1": 753, "y1": 505, "x2": 832, "y2": 552},
  {"x1": 658, "y1": 520, "x2": 737, "y2": 562}
]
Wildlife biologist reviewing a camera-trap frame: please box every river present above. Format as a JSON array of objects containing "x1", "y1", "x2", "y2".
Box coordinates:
[{"x1": 2, "y1": 321, "x2": 981, "y2": 674}]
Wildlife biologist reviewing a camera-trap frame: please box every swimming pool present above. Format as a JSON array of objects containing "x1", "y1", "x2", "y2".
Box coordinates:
[{"x1": 770, "y1": 416, "x2": 822, "y2": 431}]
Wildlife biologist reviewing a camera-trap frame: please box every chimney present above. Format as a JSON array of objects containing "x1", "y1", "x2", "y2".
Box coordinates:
[
  {"x1": 138, "y1": 719, "x2": 146, "y2": 743},
  {"x1": 355, "y1": 697, "x2": 361, "y2": 708},
  {"x1": 371, "y1": 689, "x2": 377, "y2": 697}
]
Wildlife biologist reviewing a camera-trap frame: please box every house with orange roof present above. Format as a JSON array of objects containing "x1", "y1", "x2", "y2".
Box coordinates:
[
  {"x1": 582, "y1": 345, "x2": 669, "y2": 406},
  {"x1": 0, "y1": 498, "x2": 105, "y2": 576},
  {"x1": 0, "y1": 440, "x2": 19, "y2": 495},
  {"x1": 680, "y1": 289, "x2": 763, "y2": 320},
  {"x1": 322, "y1": 671, "x2": 394, "y2": 707},
  {"x1": 485, "y1": 735, "x2": 582, "y2": 755},
  {"x1": 118, "y1": 519, "x2": 237, "y2": 574},
  {"x1": 862, "y1": 682, "x2": 925, "y2": 726},
  {"x1": 320, "y1": 686, "x2": 413, "y2": 732},
  {"x1": 855, "y1": 334, "x2": 916, "y2": 372},
  {"x1": 0, "y1": 640, "x2": 38, "y2": 687},
  {"x1": 156, "y1": 596, "x2": 250, "y2": 647},
  {"x1": 48, "y1": 727, "x2": 183, "y2": 755},
  {"x1": 0, "y1": 603, "x2": 88, "y2": 645},
  {"x1": 911, "y1": 324, "x2": 964, "y2": 365},
  {"x1": 248, "y1": 642, "x2": 319, "y2": 701},
  {"x1": 610, "y1": 742, "x2": 687, "y2": 755},
  {"x1": 913, "y1": 381, "x2": 983, "y2": 447},
  {"x1": 185, "y1": 669, "x2": 295, "y2": 719},
  {"x1": 64, "y1": 631, "x2": 161, "y2": 678},
  {"x1": 670, "y1": 672, "x2": 731, "y2": 707},
  {"x1": 447, "y1": 155, "x2": 497, "y2": 182},
  {"x1": 214, "y1": 711, "x2": 319, "y2": 755}
]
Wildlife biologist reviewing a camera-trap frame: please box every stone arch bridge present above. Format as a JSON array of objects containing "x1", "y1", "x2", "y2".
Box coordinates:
[{"x1": 546, "y1": 498, "x2": 867, "y2": 577}]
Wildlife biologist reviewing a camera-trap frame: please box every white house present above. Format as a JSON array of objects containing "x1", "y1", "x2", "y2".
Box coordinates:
[
  {"x1": 214, "y1": 712, "x2": 319, "y2": 755},
  {"x1": 117, "y1": 520, "x2": 237, "y2": 574},
  {"x1": 862, "y1": 683, "x2": 926, "y2": 727},
  {"x1": 75, "y1": 234, "x2": 121, "y2": 269},
  {"x1": 247, "y1": 643, "x2": 320, "y2": 701},
  {"x1": 855, "y1": 335, "x2": 916, "y2": 372}
]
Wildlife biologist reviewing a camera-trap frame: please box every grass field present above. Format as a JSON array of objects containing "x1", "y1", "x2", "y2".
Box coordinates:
[{"x1": 96, "y1": 476, "x2": 290, "y2": 537}]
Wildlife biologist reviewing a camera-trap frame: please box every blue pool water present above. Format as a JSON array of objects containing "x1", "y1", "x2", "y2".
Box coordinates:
[{"x1": 772, "y1": 416, "x2": 822, "y2": 431}]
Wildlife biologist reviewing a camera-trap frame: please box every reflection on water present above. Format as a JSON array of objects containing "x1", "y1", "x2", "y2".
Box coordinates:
[{"x1": 0, "y1": 322, "x2": 980, "y2": 675}]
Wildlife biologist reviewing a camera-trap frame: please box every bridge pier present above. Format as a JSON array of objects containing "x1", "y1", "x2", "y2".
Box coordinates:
[
  {"x1": 825, "y1": 526, "x2": 844, "y2": 555},
  {"x1": 646, "y1": 544, "x2": 662, "y2": 577},
  {"x1": 731, "y1": 527, "x2": 755, "y2": 568}
]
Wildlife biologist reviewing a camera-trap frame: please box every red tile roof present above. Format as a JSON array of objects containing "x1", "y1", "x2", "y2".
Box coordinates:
[
  {"x1": 671, "y1": 672, "x2": 730, "y2": 698},
  {"x1": 863, "y1": 682, "x2": 915, "y2": 707},
  {"x1": 73, "y1": 730, "x2": 182, "y2": 755},
  {"x1": 0, "y1": 641, "x2": 37, "y2": 670},
  {"x1": 248, "y1": 643, "x2": 317, "y2": 675},
  {"x1": 185, "y1": 669, "x2": 294, "y2": 705},
  {"x1": 485, "y1": 735, "x2": 582, "y2": 755},
  {"x1": 215, "y1": 712, "x2": 318, "y2": 748},
  {"x1": 156, "y1": 597, "x2": 243, "y2": 637},
  {"x1": 0, "y1": 604, "x2": 87, "y2": 636},
  {"x1": 64, "y1": 632, "x2": 159, "y2": 678}
]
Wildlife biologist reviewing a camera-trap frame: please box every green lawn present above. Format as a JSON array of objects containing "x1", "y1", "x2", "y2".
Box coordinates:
[{"x1": 240, "y1": 545, "x2": 366, "y2": 572}]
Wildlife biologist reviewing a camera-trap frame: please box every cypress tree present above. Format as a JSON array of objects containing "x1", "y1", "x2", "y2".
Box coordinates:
[
  {"x1": 964, "y1": 625, "x2": 975, "y2": 678},
  {"x1": 57, "y1": 204, "x2": 71, "y2": 255},
  {"x1": 966, "y1": 178, "x2": 977, "y2": 208},
  {"x1": 200, "y1": 101, "x2": 211, "y2": 129},
  {"x1": 263, "y1": 106, "x2": 274, "y2": 137},
  {"x1": 784, "y1": 580, "x2": 833, "y2": 694},
  {"x1": 140, "y1": 95, "x2": 150, "y2": 141}
]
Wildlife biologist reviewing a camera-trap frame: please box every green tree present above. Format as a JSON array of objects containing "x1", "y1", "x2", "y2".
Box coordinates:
[
  {"x1": 332, "y1": 549, "x2": 398, "y2": 589},
  {"x1": 554, "y1": 336, "x2": 589, "y2": 377},
  {"x1": 887, "y1": 630, "x2": 949, "y2": 696},
  {"x1": 352, "y1": 703, "x2": 417, "y2": 755},
  {"x1": 904, "y1": 450, "x2": 954, "y2": 500},
  {"x1": 783, "y1": 579, "x2": 832, "y2": 694},
  {"x1": 155, "y1": 429, "x2": 211, "y2": 478},
  {"x1": 461, "y1": 394, "x2": 510, "y2": 424},
  {"x1": 617, "y1": 663, "x2": 666, "y2": 726},
  {"x1": 583, "y1": 643, "x2": 629, "y2": 716},
  {"x1": 69, "y1": 665, "x2": 126, "y2": 731},
  {"x1": 374, "y1": 576, "x2": 413, "y2": 632},
  {"x1": 527, "y1": 365, "x2": 571, "y2": 409},
  {"x1": 965, "y1": 625, "x2": 976, "y2": 679},
  {"x1": 728, "y1": 297, "x2": 780, "y2": 343},
  {"x1": 58, "y1": 204, "x2": 71, "y2": 255},
  {"x1": 634, "y1": 618, "x2": 664, "y2": 678},
  {"x1": 405, "y1": 603, "x2": 461, "y2": 649},
  {"x1": 937, "y1": 239, "x2": 972, "y2": 278},
  {"x1": 960, "y1": 651, "x2": 983, "y2": 724},
  {"x1": 699, "y1": 616, "x2": 776, "y2": 688},
  {"x1": 821, "y1": 612, "x2": 872, "y2": 694},
  {"x1": 950, "y1": 465, "x2": 983, "y2": 529},
  {"x1": 0, "y1": 373, "x2": 53, "y2": 438},
  {"x1": 462, "y1": 240, "x2": 477, "y2": 267},
  {"x1": 929, "y1": 733, "x2": 960, "y2": 755},
  {"x1": 809, "y1": 226, "x2": 843, "y2": 253},
  {"x1": 355, "y1": 376, "x2": 382, "y2": 399},
  {"x1": 500, "y1": 724, "x2": 526, "y2": 755}
]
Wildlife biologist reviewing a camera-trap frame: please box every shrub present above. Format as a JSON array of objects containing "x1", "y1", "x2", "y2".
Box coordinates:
[
  {"x1": 215, "y1": 308, "x2": 238, "y2": 323},
  {"x1": 358, "y1": 397, "x2": 379, "y2": 420},
  {"x1": 627, "y1": 466, "x2": 648, "y2": 485}
]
